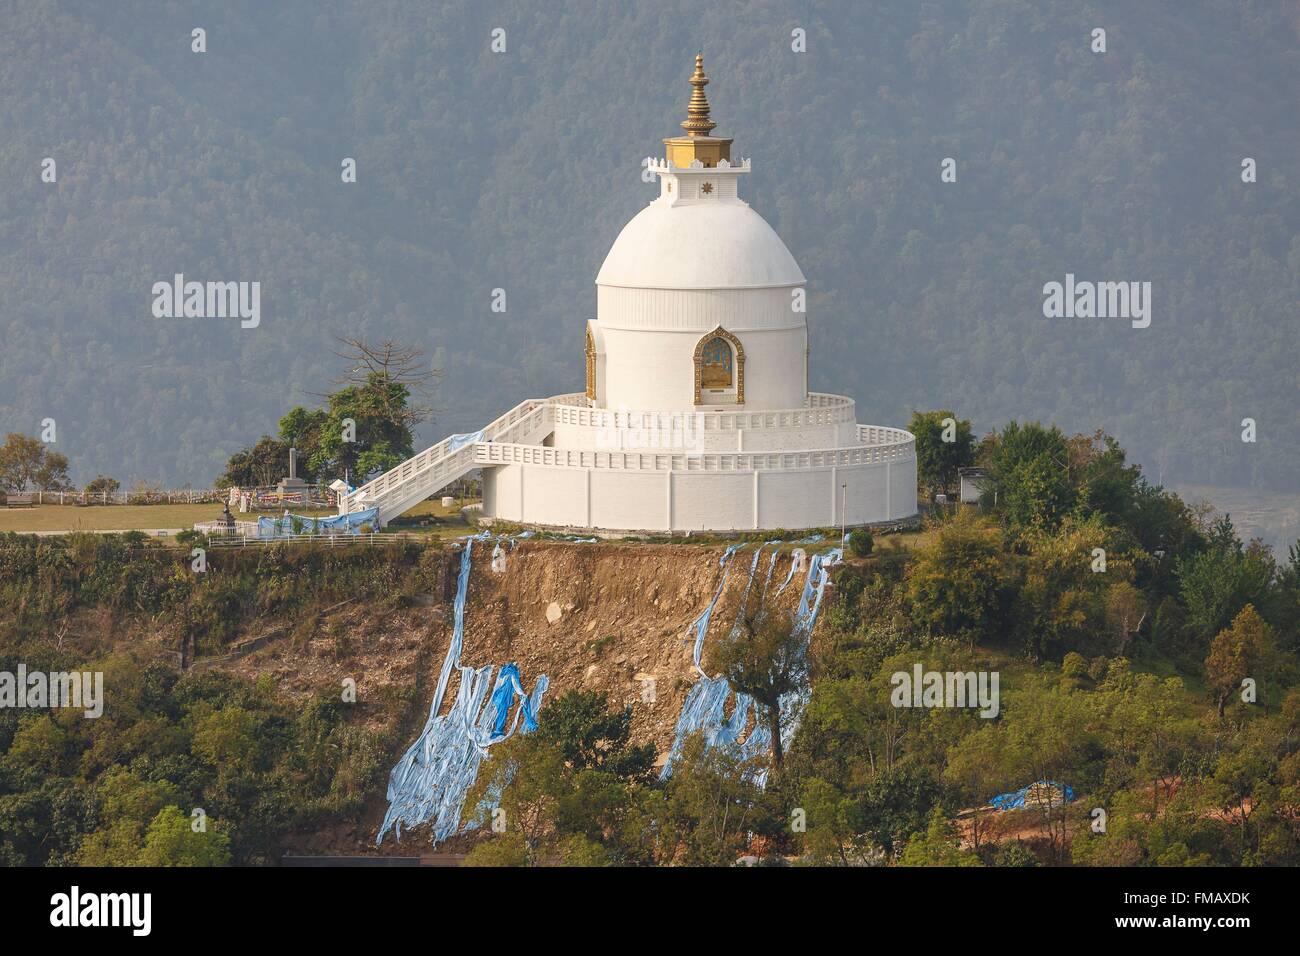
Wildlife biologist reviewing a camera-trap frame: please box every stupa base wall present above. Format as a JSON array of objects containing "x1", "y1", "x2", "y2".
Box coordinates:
[{"x1": 481, "y1": 455, "x2": 917, "y2": 533}]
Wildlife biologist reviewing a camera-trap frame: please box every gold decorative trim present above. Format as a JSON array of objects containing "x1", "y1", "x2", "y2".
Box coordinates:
[
  {"x1": 585, "y1": 325, "x2": 596, "y2": 400},
  {"x1": 692, "y1": 326, "x2": 744, "y2": 405}
]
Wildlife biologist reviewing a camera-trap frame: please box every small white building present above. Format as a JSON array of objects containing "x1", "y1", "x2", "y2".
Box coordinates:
[
  {"x1": 958, "y1": 467, "x2": 991, "y2": 504},
  {"x1": 342, "y1": 57, "x2": 917, "y2": 533}
]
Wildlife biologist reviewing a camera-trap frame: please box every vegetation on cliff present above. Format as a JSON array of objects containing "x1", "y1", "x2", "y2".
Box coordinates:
[{"x1": 1, "y1": 423, "x2": 1297, "y2": 865}]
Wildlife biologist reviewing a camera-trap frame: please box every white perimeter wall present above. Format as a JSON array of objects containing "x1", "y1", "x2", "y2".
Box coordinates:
[{"x1": 481, "y1": 455, "x2": 918, "y2": 532}]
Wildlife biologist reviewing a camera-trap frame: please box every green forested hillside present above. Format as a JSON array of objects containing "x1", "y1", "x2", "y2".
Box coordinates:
[
  {"x1": 4, "y1": 425, "x2": 1298, "y2": 866},
  {"x1": 0, "y1": 0, "x2": 1295, "y2": 491}
]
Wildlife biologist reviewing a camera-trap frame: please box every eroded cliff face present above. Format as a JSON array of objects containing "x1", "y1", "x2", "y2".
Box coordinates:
[
  {"x1": 226, "y1": 539, "x2": 819, "y2": 853},
  {"x1": 459, "y1": 541, "x2": 729, "y2": 757}
]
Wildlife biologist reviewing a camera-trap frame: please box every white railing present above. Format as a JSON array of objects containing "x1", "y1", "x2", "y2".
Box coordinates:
[
  {"x1": 548, "y1": 392, "x2": 857, "y2": 433},
  {"x1": 194, "y1": 520, "x2": 261, "y2": 536},
  {"x1": 341, "y1": 397, "x2": 556, "y2": 521},
  {"x1": 476, "y1": 427, "x2": 914, "y2": 473},
  {"x1": 856, "y1": 425, "x2": 915, "y2": 448},
  {"x1": 204, "y1": 531, "x2": 424, "y2": 549}
]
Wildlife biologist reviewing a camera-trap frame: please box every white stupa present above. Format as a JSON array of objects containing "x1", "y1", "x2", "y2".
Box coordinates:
[{"x1": 342, "y1": 56, "x2": 917, "y2": 533}]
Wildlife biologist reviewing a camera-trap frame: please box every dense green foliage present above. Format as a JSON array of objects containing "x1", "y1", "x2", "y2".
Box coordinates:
[
  {"x1": 0, "y1": 533, "x2": 439, "y2": 864},
  {"x1": 0, "y1": 532, "x2": 433, "y2": 658},
  {"x1": 909, "y1": 411, "x2": 975, "y2": 499},
  {"x1": 464, "y1": 694, "x2": 776, "y2": 867},
  {"x1": 0, "y1": 2, "x2": 1294, "y2": 498},
  {"x1": 217, "y1": 435, "x2": 290, "y2": 489}
]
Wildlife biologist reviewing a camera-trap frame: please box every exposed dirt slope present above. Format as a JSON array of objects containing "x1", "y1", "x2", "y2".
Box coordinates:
[
  {"x1": 256, "y1": 539, "x2": 817, "y2": 854},
  {"x1": 459, "y1": 541, "x2": 803, "y2": 755},
  {"x1": 266, "y1": 541, "x2": 811, "y2": 858}
]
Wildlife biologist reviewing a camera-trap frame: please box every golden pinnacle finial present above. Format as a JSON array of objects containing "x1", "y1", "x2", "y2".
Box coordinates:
[{"x1": 681, "y1": 53, "x2": 717, "y2": 137}]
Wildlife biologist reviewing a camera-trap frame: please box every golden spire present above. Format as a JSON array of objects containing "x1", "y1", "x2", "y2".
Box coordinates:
[
  {"x1": 681, "y1": 53, "x2": 717, "y2": 137},
  {"x1": 663, "y1": 54, "x2": 732, "y2": 169}
]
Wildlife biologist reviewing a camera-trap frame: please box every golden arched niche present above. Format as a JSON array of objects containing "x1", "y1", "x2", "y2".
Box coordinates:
[{"x1": 693, "y1": 327, "x2": 744, "y2": 405}]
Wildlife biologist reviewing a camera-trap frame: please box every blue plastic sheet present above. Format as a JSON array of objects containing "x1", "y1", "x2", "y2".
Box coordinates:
[
  {"x1": 257, "y1": 507, "x2": 379, "y2": 537},
  {"x1": 662, "y1": 543, "x2": 841, "y2": 785},
  {"x1": 376, "y1": 535, "x2": 548, "y2": 845},
  {"x1": 990, "y1": 781, "x2": 1075, "y2": 811},
  {"x1": 447, "y1": 430, "x2": 486, "y2": 453}
]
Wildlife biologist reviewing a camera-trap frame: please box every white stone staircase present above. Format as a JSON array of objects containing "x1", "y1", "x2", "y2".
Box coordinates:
[{"x1": 338, "y1": 398, "x2": 555, "y2": 527}]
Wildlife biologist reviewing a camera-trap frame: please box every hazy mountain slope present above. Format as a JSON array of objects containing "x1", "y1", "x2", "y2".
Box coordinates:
[{"x1": 0, "y1": 0, "x2": 1295, "y2": 490}]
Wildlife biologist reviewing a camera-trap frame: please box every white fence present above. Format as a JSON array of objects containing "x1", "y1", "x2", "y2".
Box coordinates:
[
  {"x1": 10, "y1": 489, "x2": 225, "y2": 506},
  {"x1": 202, "y1": 531, "x2": 425, "y2": 549}
]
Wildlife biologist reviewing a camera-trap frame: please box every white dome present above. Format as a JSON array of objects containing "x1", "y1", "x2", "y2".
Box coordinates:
[{"x1": 596, "y1": 202, "x2": 805, "y2": 291}]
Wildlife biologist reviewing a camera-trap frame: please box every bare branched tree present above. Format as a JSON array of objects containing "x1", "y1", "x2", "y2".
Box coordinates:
[{"x1": 313, "y1": 336, "x2": 442, "y2": 428}]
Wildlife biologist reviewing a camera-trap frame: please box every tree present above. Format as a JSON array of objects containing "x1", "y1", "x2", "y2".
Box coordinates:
[
  {"x1": 898, "y1": 809, "x2": 982, "y2": 866},
  {"x1": 906, "y1": 511, "x2": 1016, "y2": 646},
  {"x1": 0, "y1": 433, "x2": 71, "y2": 491},
  {"x1": 997, "y1": 683, "x2": 1098, "y2": 861},
  {"x1": 1, "y1": 433, "x2": 43, "y2": 491},
  {"x1": 216, "y1": 434, "x2": 288, "y2": 488},
  {"x1": 1177, "y1": 525, "x2": 1275, "y2": 647},
  {"x1": 191, "y1": 706, "x2": 264, "y2": 778},
  {"x1": 83, "y1": 475, "x2": 120, "y2": 496},
  {"x1": 1015, "y1": 514, "x2": 1145, "y2": 659},
  {"x1": 75, "y1": 767, "x2": 184, "y2": 866},
  {"x1": 1205, "y1": 605, "x2": 1283, "y2": 718},
  {"x1": 300, "y1": 337, "x2": 440, "y2": 483},
  {"x1": 298, "y1": 380, "x2": 414, "y2": 482},
  {"x1": 464, "y1": 691, "x2": 652, "y2": 865},
  {"x1": 1069, "y1": 430, "x2": 1143, "y2": 524},
  {"x1": 909, "y1": 410, "x2": 975, "y2": 499},
  {"x1": 34, "y1": 450, "x2": 71, "y2": 490},
  {"x1": 1104, "y1": 580, "x2": 1148, "y2": 656},
  {"x1": 982, "y1": 421, "x2": 1074, "y2": 533},
  {"x1": 534, "y1": 690, "x2": 654, "y2": 781},
  {"x1": 712, "y1": 591, "x2": 809, "y2": 771},
  {"x1": 138, "y1": 806, "x2": 232, "y2": 866},
  {"x1": 942, "y1": 724, "x2": 1014, "y2": 851},
  {"x1": 462, "y1": 831, "x2": 529, "y2": 867},
  {"x1": 323, "y1": 337, "x2": 439, "y2": 430},
  {"x1": 1273, "y1": 544, "x2": 1300, "y2": 650},
  {"x1": 659, "y1": 735, "x2": 770, "y2": 865}
]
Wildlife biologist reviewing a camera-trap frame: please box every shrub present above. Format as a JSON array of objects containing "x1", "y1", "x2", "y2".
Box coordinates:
[
  {"x1": 848, "y1": 529, "x2": 874, "y2": 558},
  {"x1": 84, "y1": 475, "x2": 120, "y2": 496},
  {"x1": 174, "y1": 529, "x2": 207, "y2": 550}
]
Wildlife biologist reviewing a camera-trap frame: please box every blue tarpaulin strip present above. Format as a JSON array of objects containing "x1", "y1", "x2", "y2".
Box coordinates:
[
  {"x1": 258, "y1": 507, "x2": 378, "y2": 537},
  {"x1": 376, "y1": 534, "x2": 548, "y2": 845},
  {"x1": 661, "y1": 543, "x2": 841, "y2": 786}
]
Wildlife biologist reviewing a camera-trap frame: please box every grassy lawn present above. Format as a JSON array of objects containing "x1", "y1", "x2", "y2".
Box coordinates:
[
  {"x1": 0, "y1": 496, "x2": 481, "y2": 539},
  {"x1": 389, "y1": 498, "x2": 474, "y2": 522},
  {"x1": 885, "y1": 526, "x2": 936, "y2": 551}
]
